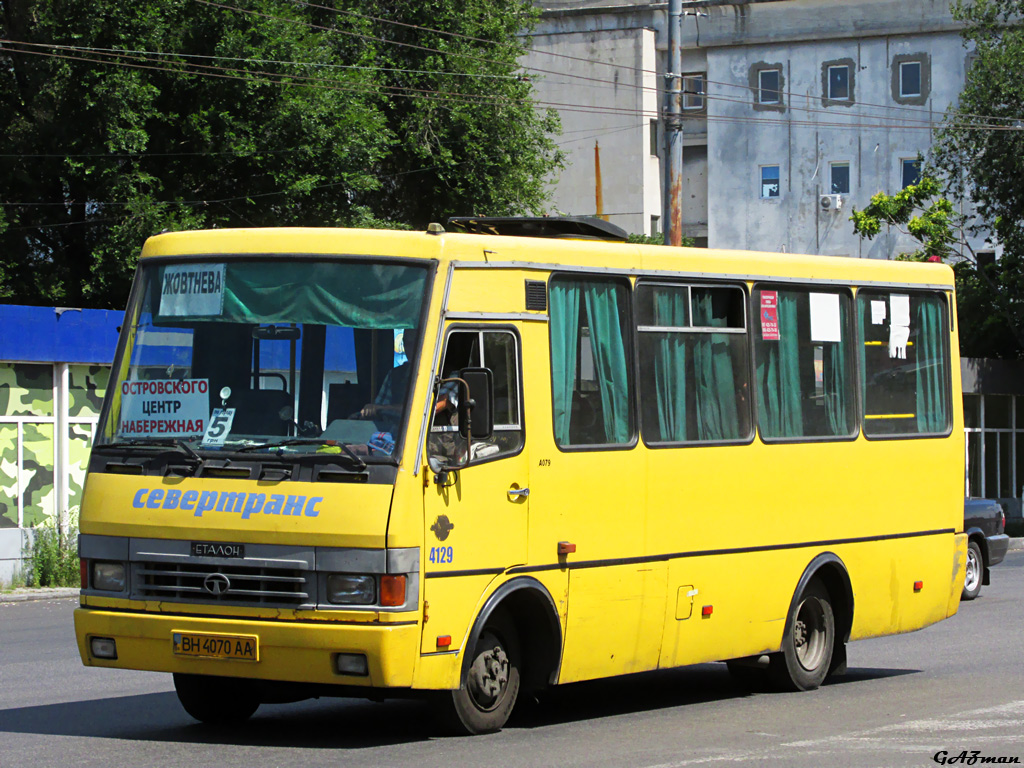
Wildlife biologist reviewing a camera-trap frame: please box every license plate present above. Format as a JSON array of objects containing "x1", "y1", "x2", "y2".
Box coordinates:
[{"x1": 172, "y1": 631, "x2": 258, "y2": 661}]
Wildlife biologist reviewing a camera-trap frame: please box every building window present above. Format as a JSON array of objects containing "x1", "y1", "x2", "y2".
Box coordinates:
[
  {"x1": 892, "y1": 54, "x2": 930, "y2": 105},
  {"x1": 901, "y1": 158, "x2": 921, "y2": 189},
  {"x1": 830, "y1": 162, "x2": 850, "y2": 195},
  {"x1": 758, "y1": 69, "x2": 781, "y2": 104},
  {"x1": 899, "y1": 61, "x2": 922, "y2": 97},
  {"x1": 649, "y1": 119, "x2": 658, "y2": 156},
  {"x1": 827, "y1": 65, "x2": 850, "y2": 100},
  {"x1": 761, "y1": 165, "x2": 780, "y2": 198},
  {"x1": 750, "y1": 63, "x2": 785, "y2": 112},
  {"x1": 683, "y1": 74, "x2": 705, "y2": 110}
]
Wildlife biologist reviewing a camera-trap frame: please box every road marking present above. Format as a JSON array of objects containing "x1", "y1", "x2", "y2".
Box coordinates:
[{"x1": 641, "y1": 700, "x2": 1024, "y2": 767}]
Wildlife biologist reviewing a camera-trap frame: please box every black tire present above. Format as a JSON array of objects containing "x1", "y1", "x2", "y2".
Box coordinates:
[
  {"x1": 962, "y1": 540, "x2": 984, "y2": 600},
  {"x1": 769, "y1": 578, "x2": 835, "y2": 692},
  {"x1": 173, "y1": 673, "x2": 260, "y2": 725},
  {"x1": 441, "y1": 612, "x2": 521, "y2": 735}
]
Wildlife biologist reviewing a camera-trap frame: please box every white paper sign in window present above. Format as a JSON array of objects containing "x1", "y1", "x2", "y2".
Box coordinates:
[
  {"x1": 118, "y1": 379, "x2": 209, "y2": 437},
  {"x1": 889, "y1": 294, "x2": 911, "y2": 359},
  {"x1": 809, "y1": 292, "x2": 842, "y2": 342},
  {"x1": 160, "y1": 263, "x2": 225, "y2": 317},
  {"x1": 871, "y1": 300, "x2": 887, "y2": 325}
]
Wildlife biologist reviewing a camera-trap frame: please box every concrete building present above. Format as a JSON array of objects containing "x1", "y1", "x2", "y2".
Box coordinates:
[{"x1": 525, "y1": 0, "x2": 985, "y2": 257}]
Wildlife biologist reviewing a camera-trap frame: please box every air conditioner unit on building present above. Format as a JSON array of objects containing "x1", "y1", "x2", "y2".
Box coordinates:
[{"x1": 819, "y1": 194, "x2": 843, "y2": 211}]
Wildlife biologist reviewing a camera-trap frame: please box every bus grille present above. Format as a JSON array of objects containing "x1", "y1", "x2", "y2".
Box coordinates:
[{"x1": 134, "y1": 561, "x2": 311, "y2": 606}]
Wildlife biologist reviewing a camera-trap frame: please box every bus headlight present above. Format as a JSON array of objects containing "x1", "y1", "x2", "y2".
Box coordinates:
[
  {"x1": 92, "y1": 562, "x2": 127, "y2": 592},
  {"x1": 326, "y1": 574, "x2": 376, "y2": 605}
]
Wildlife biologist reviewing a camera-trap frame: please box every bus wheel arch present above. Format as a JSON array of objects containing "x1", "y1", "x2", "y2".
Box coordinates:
[
  {"x1": 442, "y1": 577, "x2": 561, "y2": 734},
  {"x1": 462, "y1": 577, "x2": 562, "y2": 696},
  {"x1": 773, "y1": 553, "x2": 854, "y2": 689}
]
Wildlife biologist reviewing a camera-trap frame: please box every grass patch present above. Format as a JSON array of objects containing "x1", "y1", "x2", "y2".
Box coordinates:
[{"x1": 26, "y1": 511, "x2": 79, "y2": 588}]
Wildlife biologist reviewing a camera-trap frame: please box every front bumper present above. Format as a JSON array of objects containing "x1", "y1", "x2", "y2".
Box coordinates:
[{"x1": 74, "y1": 607, "x2": 419, "y2": 688}]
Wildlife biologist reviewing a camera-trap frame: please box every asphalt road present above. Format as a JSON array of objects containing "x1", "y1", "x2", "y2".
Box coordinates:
[{"x1": 2, "y1": 554, "x2": 1024, "y2": 768}]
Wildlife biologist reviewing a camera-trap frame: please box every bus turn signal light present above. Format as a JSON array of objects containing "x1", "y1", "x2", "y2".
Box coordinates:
[
  {"x1": 380, "y1": 575, "x2": 407, "y2": 606},
  {"x1": 80, "y1": 559, "x2": 88, "y2": 590},
  {"x1": 557, "y1": 541, "x2": 576, "y2": 555}
]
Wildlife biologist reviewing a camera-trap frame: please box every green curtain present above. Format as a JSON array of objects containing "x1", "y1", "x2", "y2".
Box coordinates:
[
  {"x1": 756, "y1": 293, "x2": 802, "y2": 438},
  {"x1": 549, "y1": 281, "x2": 581, "y2": 445},
  {"x1": 915, "y1": 298, "x2": 948, "y2": 433},
  {"x1": 692, "y1": 292, "x2": 740, "y2": 441},
  {"x1": 584, "y1": 283, "x2": 631, "y2": 443},
  {"x1": 824, "y1": 342, "x2": 848, "y2": 436},
  {"x1": 153, "y1": 261, "x2": 428, "y2": 329},
  {"x1": 651, "y1": 287, "x2": 688, "y2": 441}
]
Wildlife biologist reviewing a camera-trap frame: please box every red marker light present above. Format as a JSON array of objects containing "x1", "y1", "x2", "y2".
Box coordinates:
[
  {"x1": 702, "y1": 605, "x2": 713, "y2": 617},
  {"x1": 914, "y1": 581, "x2": 923, "y2": 592},
  {"x1": 557, "y1": 541, "x2": 576, "y2": 556},
  {"x1": 80, "y1": 559, "x2": 88, "y2": 590},
  {"x1": 437, "y1": 635, "x2": 452, "y2": 648}
]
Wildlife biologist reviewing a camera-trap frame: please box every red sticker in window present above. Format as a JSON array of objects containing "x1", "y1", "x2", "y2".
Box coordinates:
[{"x1": 760, "y1": 291, "x2": 780, "y2": 340}]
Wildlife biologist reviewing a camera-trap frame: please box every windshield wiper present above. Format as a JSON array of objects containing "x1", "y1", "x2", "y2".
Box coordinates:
[
  {"x1": 235, "y1": 438, "x2": 367, "y2": 471},
  {"x1": 97, "y1": 438, "x2": 203, "y2": 463}
]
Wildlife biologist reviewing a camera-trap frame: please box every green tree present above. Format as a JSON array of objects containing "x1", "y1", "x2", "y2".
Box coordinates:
[
  {"x1": 850, "y1": 175, "x2": 1023, "y2": 357},
  {"x1": 0, "y1": 0, "x2": 561, "y2": 308},
  {"x1": 927, "y1": 0, "x2": 1024, "y2": 357}
]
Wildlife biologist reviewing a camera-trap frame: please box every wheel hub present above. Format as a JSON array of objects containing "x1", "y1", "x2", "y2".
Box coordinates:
[
  {"x1": 794, "y1": 597, "x2": 826, "y2": 671},
  {"x1": 793, "y1": 619, "x2": 807, "y2": 648},
  {"x1": 467, "y1": 645, "x2": 510, "y2": 709}
]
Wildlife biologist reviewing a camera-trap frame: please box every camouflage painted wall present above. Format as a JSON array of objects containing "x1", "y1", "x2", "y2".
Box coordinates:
[
  {"x1": 0, "y1": 363, "x2": 108, "y2": 529},
  {"x1": 67, "y1": 365, "x2": 109, "y2": 519}
]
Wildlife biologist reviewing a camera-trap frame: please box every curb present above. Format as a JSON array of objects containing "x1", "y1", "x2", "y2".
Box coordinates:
[{"x1": 0, "y1": 588, "x2": 79, "y2": 604}]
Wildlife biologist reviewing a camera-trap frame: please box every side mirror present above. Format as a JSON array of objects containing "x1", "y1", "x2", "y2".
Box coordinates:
[{"x1": 458, "y1": 367, "x2": 493, "y2": 440}]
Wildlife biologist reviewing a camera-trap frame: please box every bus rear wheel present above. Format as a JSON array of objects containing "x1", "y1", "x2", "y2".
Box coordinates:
[
  {"x1": 770, "y1": 578, "x2": 834, "y2": 692},
  {"x1": 173, "y1": 673, "x2": 260, "y2": 725},
  {"x1": 442, "y1": 613, "x2": 521, "y2": 735}
]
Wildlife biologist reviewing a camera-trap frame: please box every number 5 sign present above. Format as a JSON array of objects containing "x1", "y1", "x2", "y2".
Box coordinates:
[{"x1": 202, "y1": 408, "x2": 236, "y2": 447}]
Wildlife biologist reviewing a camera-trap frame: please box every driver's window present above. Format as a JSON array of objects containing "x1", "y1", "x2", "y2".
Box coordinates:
[{"x1": 429, "y1": 328, "x2": 523, "y2": 463}]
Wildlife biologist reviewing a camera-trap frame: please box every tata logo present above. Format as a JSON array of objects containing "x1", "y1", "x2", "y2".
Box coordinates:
[{"x1": 203, "y1": 573, "x2": 231, "y2": 596}]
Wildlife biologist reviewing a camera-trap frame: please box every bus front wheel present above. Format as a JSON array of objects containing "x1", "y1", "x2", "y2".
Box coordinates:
[
  {"x1": 770, "y1": 578, "x2": 835, "y2": 692},
  {"x1": 442, "y1": 613, "x2": 521, "y2": 735},
  {"x1": 173, "y1": 673, "x2": 260, "y2": 725}
]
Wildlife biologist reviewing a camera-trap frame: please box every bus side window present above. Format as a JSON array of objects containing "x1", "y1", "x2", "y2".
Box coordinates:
[
  {"x1": 430, "y1": 328, "x2": 523, "y2": 463},
  {"x1": 858, "y1": 290, "x2": 951, "y2": 437},
  {"x1": 752, "y1": 286, "x2": 856, "y2": 441},
  {"x1": 636, "y1": 281, "x2": 751, "y2": 445},
  {"x1": 549, "y1": 276, "x2": 635, "y2": 448}
]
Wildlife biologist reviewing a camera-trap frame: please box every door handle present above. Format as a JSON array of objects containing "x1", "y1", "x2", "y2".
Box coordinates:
[{"x1": 507, "y1": 486, "x2": 530, "y2": 500}]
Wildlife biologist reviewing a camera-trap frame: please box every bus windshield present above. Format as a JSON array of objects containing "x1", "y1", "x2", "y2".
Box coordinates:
[{"x1": 95, "y1": 258, "x2": 430, "y2": 459}]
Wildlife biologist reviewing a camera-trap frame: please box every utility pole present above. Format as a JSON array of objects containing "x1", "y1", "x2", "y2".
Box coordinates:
[{"x1": 664, "y1": 0, "x2": 683, "y2": 246}]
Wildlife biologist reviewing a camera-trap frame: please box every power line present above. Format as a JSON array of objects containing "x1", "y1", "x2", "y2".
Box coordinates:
[
  {"x1": 275, "y1": 0, "x2": 1023, "y2": 128},
  {"x1": 2, "y1": 40, "x2": 1016, "y2": 135}
]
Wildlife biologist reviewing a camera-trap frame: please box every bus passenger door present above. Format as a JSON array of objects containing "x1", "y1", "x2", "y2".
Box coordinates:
[{"x1": 420, "y1": 325, "x2": 529, "y2": 654}]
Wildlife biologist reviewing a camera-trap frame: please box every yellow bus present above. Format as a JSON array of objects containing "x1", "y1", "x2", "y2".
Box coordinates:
[{"x1": 74, "y1": 218, "x2": 966, "y2": 734}]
